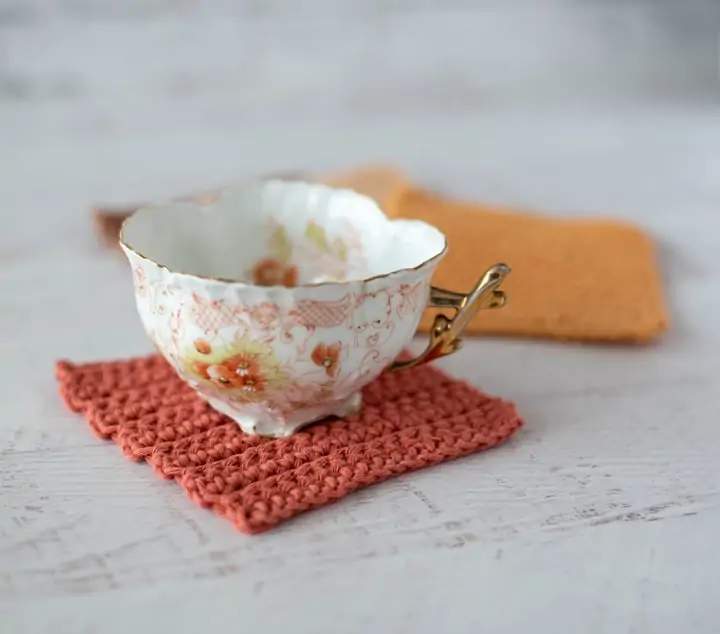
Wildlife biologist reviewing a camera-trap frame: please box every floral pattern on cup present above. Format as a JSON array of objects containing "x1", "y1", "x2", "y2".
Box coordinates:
[
  {"x1": 246, "y1": 219, "x2": 365, "y2": 286},
  {"x1": 311, "y1": 341, "x2": 342, "y2": 378},
  {"x1": 184, "y1": 335, "x2": 290, "y2": 402},
  {"x1": 251, "y1": 258, "x2": 298, "y2": 287}
]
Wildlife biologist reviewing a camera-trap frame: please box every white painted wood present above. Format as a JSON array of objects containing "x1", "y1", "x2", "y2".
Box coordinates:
[{"x1": 2, "y1": 2, "x2": 720, "y2": 632}]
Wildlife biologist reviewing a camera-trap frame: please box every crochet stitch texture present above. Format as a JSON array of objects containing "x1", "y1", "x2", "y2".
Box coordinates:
[{"x1": 56, "y1": 355, "x2": 523, "y2": 534}]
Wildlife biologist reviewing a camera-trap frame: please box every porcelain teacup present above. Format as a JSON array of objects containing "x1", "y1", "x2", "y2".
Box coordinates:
[{"x1": 120, "y1": 180, "x2": 510, "y2": 437}]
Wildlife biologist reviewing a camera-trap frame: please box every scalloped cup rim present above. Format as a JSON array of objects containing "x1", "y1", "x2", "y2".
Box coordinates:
[{"x1": 118, "y1": 179, "x2": 448, "y2": 289}]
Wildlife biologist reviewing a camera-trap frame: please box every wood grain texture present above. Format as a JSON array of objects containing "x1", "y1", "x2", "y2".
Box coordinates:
[{"x1": 2, "y1": 2, "x2": 720, "y2": 633}]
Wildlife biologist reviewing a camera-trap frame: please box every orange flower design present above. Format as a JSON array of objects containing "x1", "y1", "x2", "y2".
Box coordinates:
[
  {"x1": 193, "y1": 338, "x2": 212, "y2": 354},
  {"x1": 311, "y1": 342, "x2": 342, "y2": 378},
  {"x1": 252, "y1": 258, "x2": 298, "y2": 288},
  {"x1": 184, "y1": 334, "x2": 288, "y2": 404},
  {"x1": 193, "y1": 353, "x2": 267, "y2": 394}
]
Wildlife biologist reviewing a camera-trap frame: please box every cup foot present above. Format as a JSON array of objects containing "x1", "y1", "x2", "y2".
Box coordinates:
[{"x1": 205, "y1": 392, "x2": 363, "y2": 438}]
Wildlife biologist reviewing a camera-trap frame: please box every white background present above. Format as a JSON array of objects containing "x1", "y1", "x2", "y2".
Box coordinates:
[{"x1": 2, "y1": 1, "x2": 720, "y2": 632}]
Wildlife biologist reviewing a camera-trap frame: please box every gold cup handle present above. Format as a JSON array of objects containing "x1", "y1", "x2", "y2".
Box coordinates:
[{"x1": 387, "y1": 263, "x2": 511, "y2": 372}]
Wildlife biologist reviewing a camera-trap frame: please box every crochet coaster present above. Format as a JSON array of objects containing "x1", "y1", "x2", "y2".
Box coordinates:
[
  {"x1": 387, "y1": 187, "x2": 669, "y2": 343},
  {"x1": 55, "y1": 355, "x2": 523, "y2": 534}
]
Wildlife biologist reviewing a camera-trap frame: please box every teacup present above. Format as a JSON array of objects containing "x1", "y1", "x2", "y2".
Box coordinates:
[{"x1": 120, "y1": 180, "x2": 510, "y2": 437}]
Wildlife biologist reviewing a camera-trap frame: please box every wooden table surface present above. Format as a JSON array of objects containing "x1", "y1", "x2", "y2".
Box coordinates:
[{"x1": 2, "y1": 2, "x2": 720, "y2": 632}]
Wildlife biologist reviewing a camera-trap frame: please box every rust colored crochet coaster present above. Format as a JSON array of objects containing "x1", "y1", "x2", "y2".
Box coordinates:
[{"x1": 55, "y1": 355, "x2": 523, "y2": 534}]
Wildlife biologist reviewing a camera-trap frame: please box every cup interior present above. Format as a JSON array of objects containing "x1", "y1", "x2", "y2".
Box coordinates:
[{"x1": 120, "y1": 180, "x2": 446, "y2": 285}]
